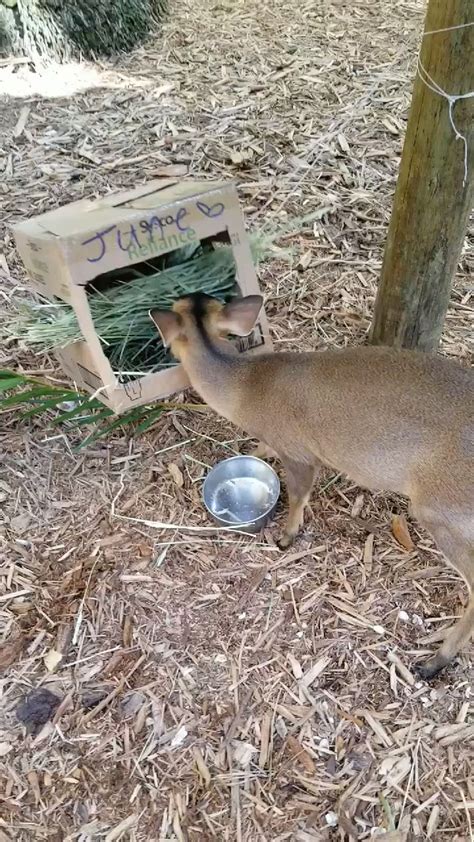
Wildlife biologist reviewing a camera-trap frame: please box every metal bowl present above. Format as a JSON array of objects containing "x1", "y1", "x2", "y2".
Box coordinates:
[{"x1": 203, "y1": 455, "x2": 280, "y2": 533}]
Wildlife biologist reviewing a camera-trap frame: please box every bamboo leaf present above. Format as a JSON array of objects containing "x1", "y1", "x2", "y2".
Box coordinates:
[
  {"x1": 52, "y1": 400, "x2": 110, "y2": 425},
  {"x1": 20, "y1": 397, "x2": 79, "y2": 418},
  {"x1": 0, "y1": 370, "x2": 31, "y2": 382},
  {"x1": 0, "y1": 387, "x2": 74, "y2": 408},
  {"x1": 133, "y1": 407, "x2": 164, "y2": 434},
  {"x1": 76, "y1": 415, "x2": 130, "y2": 449},
  {"x1": 71, "y1": 408, "x2": 115, "y2": 426},
  {"x1": 0, "y1": 377, "x2": 27, "y2": 393},
  {"x1": 76, "y1": 404, "x2": 164, "y2": 448}
]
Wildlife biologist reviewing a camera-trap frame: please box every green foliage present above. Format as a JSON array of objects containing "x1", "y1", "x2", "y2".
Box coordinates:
[
  {"x1": 0, "y1": 369, "x2": 203, "y2": 448},
  {"x1": 0, "y1": 0, "x2": 168, "y2": 60},
  {"x1": 0, "y1": 4, "x2": 22, "y2": 56},
  {"x1": 46, "y1": 0, "x2": 168, "y2": 58}
]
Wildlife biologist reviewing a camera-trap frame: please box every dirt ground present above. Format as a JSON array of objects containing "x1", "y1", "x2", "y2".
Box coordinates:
[{"x1": 1, "y1": 1, "x2": 473, "y2": 840}]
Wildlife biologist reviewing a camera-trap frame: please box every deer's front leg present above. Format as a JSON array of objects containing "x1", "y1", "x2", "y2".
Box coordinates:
[
  {"x1": 249, "y1": 441, "x2": 279, "y2": 461},
  {"x1": 278, "y1": 458, "x2": 320, "y2": 549}
]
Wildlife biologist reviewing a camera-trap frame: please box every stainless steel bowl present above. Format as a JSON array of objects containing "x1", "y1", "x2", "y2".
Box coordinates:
[{"x1": 202, "y1": 455, "x2": 280, "y2": 533}]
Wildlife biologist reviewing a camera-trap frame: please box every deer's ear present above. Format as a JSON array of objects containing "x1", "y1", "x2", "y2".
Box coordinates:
[
  {"x1": 216, "y1": 295, "x2": 263, "y2": 336},
  {"x1": 149, "y1": 310, "x2": 182, "y2": 348}
]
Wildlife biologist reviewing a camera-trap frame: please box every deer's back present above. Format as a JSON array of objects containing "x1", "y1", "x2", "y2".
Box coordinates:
[{"x1": 242, "y1": 346, "x2": 473, "y2": 497}]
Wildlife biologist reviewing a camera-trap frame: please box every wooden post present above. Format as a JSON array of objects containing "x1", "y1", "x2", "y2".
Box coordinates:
[{"x1": 370, "y1": 2, "x2": 474, "y2": 351}]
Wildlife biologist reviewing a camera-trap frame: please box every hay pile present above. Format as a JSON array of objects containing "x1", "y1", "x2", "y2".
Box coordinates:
[{"x1": 13, "y1": 245, "x2": 237, "y2": 380}]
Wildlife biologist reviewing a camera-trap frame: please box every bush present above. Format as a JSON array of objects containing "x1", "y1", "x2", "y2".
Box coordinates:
[{"x1": 0, "y1": 0, "x2": 168, "y2": 61}]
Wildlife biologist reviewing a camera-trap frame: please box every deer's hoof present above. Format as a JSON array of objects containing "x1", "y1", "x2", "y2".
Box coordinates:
[
  {"x1": 277, "y1": 533, "x2": 294, "y2": 551},
  {"x1": 415, "y1": 654, "x2": 451, "y2": 681}
]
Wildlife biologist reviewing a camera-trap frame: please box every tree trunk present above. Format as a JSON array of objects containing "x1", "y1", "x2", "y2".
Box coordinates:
[{"x1": 370, "y1": 1, "x2": 474, "y2": 351}]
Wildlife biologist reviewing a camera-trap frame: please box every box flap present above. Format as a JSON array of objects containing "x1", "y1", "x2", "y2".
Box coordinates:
[
  {"x1": 98, "y1": 178, "x2": 179, "y2": 208},
  {"x1": 126, "y1": 180, "x2": 232, "y2": 210},
  {"x1": 13, "y1": 178, "x2": 233, "y2": 239},
  {"x1": 36, "y1": 206, "x2": 137, "y2": 238}
]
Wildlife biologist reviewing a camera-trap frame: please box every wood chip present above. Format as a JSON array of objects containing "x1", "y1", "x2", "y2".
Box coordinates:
[
  {"x1": 122, "y1": 614, "x2": 133, "y2": 647},
  {"x1": 192, "y1": 746, "x2": 211, "y2": 785},
  {"x1": 361, "y1": 710, "x2": 393, "y2": 747},
  {"x1": 1, "y1": 4, "x2": 471, "y2": 838},
  {"x1": 13, "y1": 105, "x2": 30, "y2": 138},
  {"x1": 426, "y1": 804, "x2": 440, "y2": 838},
  {"x1": 387, "y1": 651, "x2": 415, "y2": 686},
  {"x1": 300, "y1": 656, "x2": 330, "y2": 688}
]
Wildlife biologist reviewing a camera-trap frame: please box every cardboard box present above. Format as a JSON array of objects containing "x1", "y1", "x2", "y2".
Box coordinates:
[{"x1": 13, "y1": 179, "x2": 271, "y2": 413}]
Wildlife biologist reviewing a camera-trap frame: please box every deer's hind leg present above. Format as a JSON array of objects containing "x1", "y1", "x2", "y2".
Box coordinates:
[{"x1": 412, "y1": 505, "x2": 474, "y2": 680}]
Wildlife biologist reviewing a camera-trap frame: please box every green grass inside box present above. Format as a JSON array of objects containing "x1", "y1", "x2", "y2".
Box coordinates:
[{"x1": 13, "y1": 239, "x2": 239, "y2": 384}]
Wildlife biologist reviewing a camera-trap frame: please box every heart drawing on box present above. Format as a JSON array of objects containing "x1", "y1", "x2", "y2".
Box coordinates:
[{"x1": 196, "y1": 200, "x2": 225, "y2": 218}]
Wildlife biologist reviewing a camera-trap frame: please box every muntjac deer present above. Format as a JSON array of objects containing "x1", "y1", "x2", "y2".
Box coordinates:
[{"x1": 151, "y1": 293, "x2": 473, "y2": 679}]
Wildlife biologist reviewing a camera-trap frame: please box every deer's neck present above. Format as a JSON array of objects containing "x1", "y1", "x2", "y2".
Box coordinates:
[{"x1": 178, "y1": 333, "x2": 244, "y2": 421}]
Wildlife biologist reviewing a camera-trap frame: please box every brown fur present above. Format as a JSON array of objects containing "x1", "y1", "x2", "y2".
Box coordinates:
[{"x1": 151, "y1": 294, "x2": 474, "y2": 679}]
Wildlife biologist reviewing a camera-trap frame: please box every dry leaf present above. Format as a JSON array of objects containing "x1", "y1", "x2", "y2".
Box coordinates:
[
  {"x1": 104, "y1": 814, "x2": 138, "y2": 842},
  {"x1": 301, "y1": 655, "x2": 330, "y2": 688},
  {"x1": 170, "y1": 725, "x2": 188, "y2": 748},
  {"x1": 335, "y1": 734, "x2": 345, "y2": 760},
  {"x1": 351, "y1": 492, "x2": 364, "y2": 518},
  {"x1": 193, "y1": 746, "x2": 211, "y2": 785},
  {"x1": 391, "y1": 514, "x2": 415, "y2": 551},
  {"x1": 230, "y1": 148, "x2": 253, "y2": 165},
  {"x1": 44, "y1": 648, "x2": 63, "y2": 672},
  {"x1": 9, "y1": 512, "x2": 31, "y2": 534},
  {"x1": 287, "y1": 652, "x2": 303, "y2": 679},
  {"x1": 285, "y1": 734, "x2": 316, "y2": 774},
  {"x1": 98, "y1": 533, "x2": 125, "y2": 548},
  {"x1": 297, "y1": 250, "x2": 312, "y2": 271},
  {"x1": 0, "y1": 742, "x2": 13, "y2": 757},
  {"x1": 103, "y1": 650, "x2": 126, "y2": 677},
  {"x1": 381, "y1": 117, "x2": 400, "y2": 135},
  {"x1": 380, "y1": 753, "x2": 411, "y2": 785},
  {"x1": 338, "y1": 132, "x2": 350, "y2": 153},
  {"x1": 0, "y1": 635, "x2": 24, "y2": 671},
  {"x1": 120, "y1": 691, "x2": 146, "y2": 719},
  {"x1": 138, "y1": 542, "x2": 152, "y2": 558},
  {"x1": 426, "y1": 804, "x2": 440, "y2": 839},
  {"x1": 55, "y1": 622, "x2": 73, "y2": 657},
  {"x1": 9, "y1": 601, "x2": 32, "y2": 616},
  {"x1": 32, "y1": 721, "x2": 55, "y2": 745},
  {"x1": 27, "y1": 770, "x2": 41, "y2": 805},
  {"x1": 232, "y1": 740, "x2": 257, "y2": 766},
  {"x1": 168, "y1": 462, "x2": 184, "y2": 487}
]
